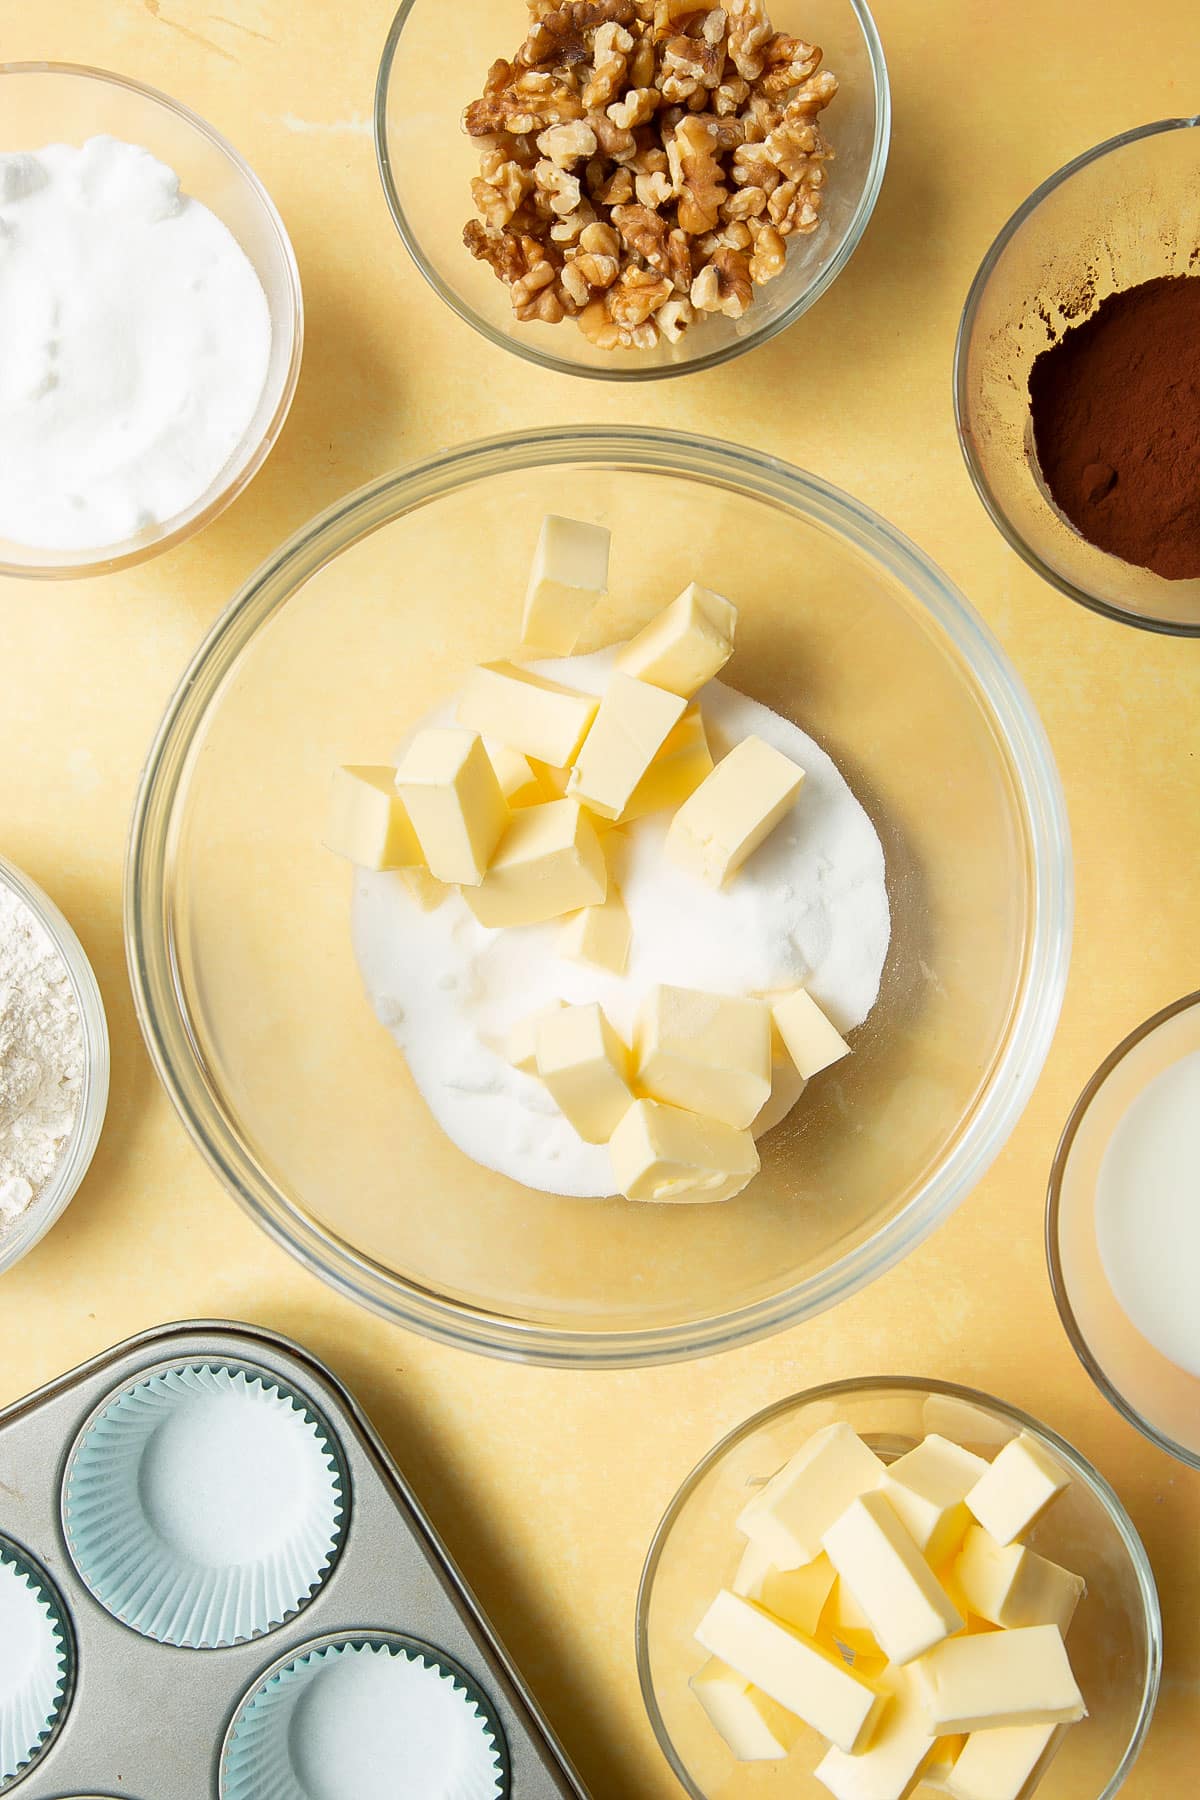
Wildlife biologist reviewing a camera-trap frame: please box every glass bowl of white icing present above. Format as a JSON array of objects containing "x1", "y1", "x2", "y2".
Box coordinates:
[
  {"x1": 0, "y1": 63, "x2": 303, "y2": 579},
  {"x1": 0, "y1": 855, "x2": 109, "y2": 1276},
  {"x1": 127, "y1": 428, "x2": 1071, "y2": 1366}
]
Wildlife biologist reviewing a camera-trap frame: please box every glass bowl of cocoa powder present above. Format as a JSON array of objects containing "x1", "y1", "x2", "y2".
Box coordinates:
[{"x1": 955, "y1": 117, "x2": 1200, "y2": 636}]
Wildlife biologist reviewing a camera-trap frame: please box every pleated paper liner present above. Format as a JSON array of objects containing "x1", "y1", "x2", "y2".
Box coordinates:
[
  {"x1": 0, "y1": 1537, "x2": 72, "y2": 1789},
  {"x1": 62, "y1": 1361, "x2": 349, "y2": 1650},
  {"x1": 221, "y1": 1633, "x2": 510, "y2": 1800}
]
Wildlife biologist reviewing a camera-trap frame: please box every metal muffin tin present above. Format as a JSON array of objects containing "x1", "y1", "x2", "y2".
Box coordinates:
[{"x1": 0, "y1": 1320, "x2": 591, "y2": 1799}]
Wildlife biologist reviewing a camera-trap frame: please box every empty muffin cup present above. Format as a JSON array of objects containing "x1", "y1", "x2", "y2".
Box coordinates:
[
  {"x1": 0, "y1": 1537, "x2": 72, "y2": 1786},
  {"x1": 62, "y1": 1361, "x2": 348, "y2": 1649},
  {"x1": 221, "y1": 1633, "x2": 509, "y2": 1800}
]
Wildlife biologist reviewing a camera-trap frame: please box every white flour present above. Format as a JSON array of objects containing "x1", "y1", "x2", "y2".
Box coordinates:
[
  {"x1": 0, "y1": 884, "x2": 84, "y2": 1229},
  {"x1": 0, "y1": 136, "x2": 272, "y2": 552},
  {"x1": 353, "y1": 653, "x2": 891, "y2": 1198}
]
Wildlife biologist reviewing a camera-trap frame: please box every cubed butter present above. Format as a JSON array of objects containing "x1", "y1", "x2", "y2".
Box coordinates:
[
  {"x1": 823, "y1": 1490, "x2": 964, "y2": 1666},
  {"x1": 636, "y1": 985, "x2": 771, "y2": 1129},
  {"x1": 616, "y1": 581, "x2": 738, "y2": 697},
  {"x1": 559, "y1": 887, "x2": 632, "y2": 974},
  {"x1": 520, "y1": 514, "x2": 610, "y2": 656},
  {"x1": 609, "y1": 1099, "x2": 759, "y2": 1204},
  {"x1": 621, "y1": 705, "x2": 714, "y2": 823},
  {"x1": 772, "y1": 987, "x2": 852, "y2": 1081},
  {"x1": 920, "y1": 1735, "x2": 967, "y2": 1794},
  {"x1": 568, "y1": 673, "x2": 687, "y2": 820},
  {"x1": 508, "y1": 1001, "x2": 565, "y2": 1074},
  {"x1": 821, "y1": 1576, "x2": 882, "y2": 1657},
  {"x1": 463, "y1": 800, "x2": 607, "y2": 928},
  {"x1": 689, "y1": 1657, "x2": 805, "y2": 1762},
  {"x1": 966, "y1": 1434, "x2": 1070, "y2": 1546},
  {"x1": 912, "y1": 1625, "x2": 1086, "y2": 1735},
  {"x1": 531, "y1": 758, "x2": 572, "y2": 799},
  {"x1": 487, "y1": 742, "x2": 543, "y2": 808},
  {"x1": 944, "y1": 1722, "x2": 1064, "y2": 1800},
  {"x1": 732, "y1": 1540, "x2": 837, "y2": 1639},
  {"x1": 737, "y1": 1422, "x2": 886, "y2": 1568},
  {"x1": 400, "y1": 865, "x2": 453, "y2": 911},
  {"x1": 394, "y1": 730, "x2": 509, "y2": 886},
  {"x1": 666, "y1": 735, "x2": 805, "y2": 887},
  {"x1": 536, "y1": 1003, "x2": 633, "y2": 1143},
  {"x1": 695, "y1": 1590, "x2": 886, "y2": 1756},
  {"x1": 953, "y1": 1526, "x2": 1085, "y2": 1636},
  {"x1": 457, "y1": 661, "x2": 599, "y2": 767},
  {"x1": 814, "y1": 1668, "x2": 935, "y2": 1800},
  {"x1": 325, "y1": 765, "x2": 422, "y2": 870},
  {"x1": 883, "y1": 1435, "x2": 991, "y2": 1567}
]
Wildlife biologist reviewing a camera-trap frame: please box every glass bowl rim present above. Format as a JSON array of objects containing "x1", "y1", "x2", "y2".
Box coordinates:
[
  {"x1": 1046, "y1": 987, "x2": 1200, "y2": 1470},
  {"x1": 0, "y1": 854, "x2": 110, "y2": 1276},
  {"x1": 635, "y1": 1373, "x2": 1163, "y2": 1800},
  {"x1": 0, "y1": 58, "x2": 304, "y2": 582},
  {"x1": 953, "y1": 114, "x2": 1200, "y2": 639},
  {"x1": 372, "y1": 0, "x2": 892, "y2": 383},
  {"x1": 125, "y1": 423, "x2": 1071, "y2": 1369}
]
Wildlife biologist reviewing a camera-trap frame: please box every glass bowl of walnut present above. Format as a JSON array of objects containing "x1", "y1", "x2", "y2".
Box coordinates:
[{"x1": 375, "y1": 0, "x2": 890, "y2": 378}]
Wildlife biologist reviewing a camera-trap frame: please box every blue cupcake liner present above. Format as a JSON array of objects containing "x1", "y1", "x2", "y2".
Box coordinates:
[
  {"x1": 62, "y1": 1361, "x2": 348, "y2": 1649},
  {"x1": 0, "y1": 1538, "x2": 72, "y2": 1788}
]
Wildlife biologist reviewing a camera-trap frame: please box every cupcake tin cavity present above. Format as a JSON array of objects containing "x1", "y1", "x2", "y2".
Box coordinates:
[
  {"x1": 0, "y1": 1321, "x2": 590, "y2": 1800},
  {"x1": 63, "y1": 1362, "x2": 347, "y2": 1649}
]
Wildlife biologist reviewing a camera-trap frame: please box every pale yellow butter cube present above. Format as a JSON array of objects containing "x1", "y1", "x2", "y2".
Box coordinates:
[
  {"x1": 508, "y1": 1001, "x2": 565, "y2": 1074},
  {"x1": 733, "y1": 1540, "x2": 837, "y2": 1639},
  {"x1": 616, "y1": 581, "x2": 738, "y2": 697},
  {"x1": 666, "y1": 735, "x2": 805, "y2": 887},
  {"x1": 535, "y1": 1003, "x2": 633, "y2": 1144},
  {"x1": 953, "y1": 1526, "x2": 1085, "y2": 1636},
  {"x1": 621, "y1": 705, "x2": 714, "y2": 823},
  {"x1": 814, "y1": 1667, "x2": 935, "y2": 1800},
  {"x1": 463, "y1": 800, "x2": 607, "y2": 928},
  {"x1": 696, "y1": 1591, "x2": 886, "y2": 1756},
  {"x1": 636, "y1": 985, "x2": 771, "y2": 1129},
  {"x1": 912, "y1": 1625, "x2": 1086, "y2": 1734},
  {"x1": 689, "y1": 1657, "x2": 805, "y2": 1762},
  {"x1": 944, "y1": 1722, "x2": 1064, "y2": 1800},
  {"x1": 821, "y1": 1575, "x2": 882, "y2": 1657},
  {"x1": 487, "y1": 742, "x2": 543, "y2": 808},
  {"x1": 568, "y1": 673, "x2": 687, "y2": 820},
  {"x1": 325, "y1": 765, "x2": 422, "y2": 870},
  {"x1": 772, "y1": 987, "x2": 852, "y2": 1081},
  {"x1": 823, "y1": 1490, "x2": 964, "y2": 1666},
  {"x1": 400, "y1": 865, "x2": 453, "y2": 911},
  {"x1": 559, "y1": 887, "x2": 632, "y2": 974},
  {"x1": 966, "y1": 1434, "x2": 1070, "y2": 1546},
  {"x1": 609, "y1": 1099, "x2": 759, "y2": 1204},
  {"x1": 737, "y1": 1422, "x2": 886, "y2": 1568},
  {"x1": 457, "y1": 661, "x2": 598, "y2": 767},
  {"x1": 883, "y1": 1434, "x2": 990, "y2": 1567},
  {"x1": 394, "y1": 728, "x2": 509, "y2": 886},
  {"x1": 530, "y1": 758, "x2": 572, "y2": 799},
  {"x1": 520, "y1": 514, "x2": 610, "y2": 656},
  {"x1": 921, "y1": 1735, "x2": 967, "y2": 1794}
]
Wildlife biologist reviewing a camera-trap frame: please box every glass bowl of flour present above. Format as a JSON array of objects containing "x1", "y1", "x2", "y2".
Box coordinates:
[
  {"x1": 128, "y1": 428, "x2": 1071, "y2": 1366},
  {"x1": 0, "y1": 857, "x2": 109, "y2": 1275},
  {"x1": 0, "y1": 63, "x2": 303, "y2": 578}
]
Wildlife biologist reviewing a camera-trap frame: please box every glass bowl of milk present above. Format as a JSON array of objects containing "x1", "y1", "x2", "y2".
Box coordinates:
[
  {"x1": 1049, "y1": 990, "x2": 1200, "y2": 1468},
  {"x1": 0, "y1": 63, "x2": 303, "y2": 578}
]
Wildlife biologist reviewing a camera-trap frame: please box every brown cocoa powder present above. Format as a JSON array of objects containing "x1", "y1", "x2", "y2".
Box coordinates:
[{"x1": 1028, "y1": 273, "x2": 1200, "y2": 581}]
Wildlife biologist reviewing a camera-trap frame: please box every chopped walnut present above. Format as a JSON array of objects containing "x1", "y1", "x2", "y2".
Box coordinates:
[{"x1": 464, "y1": 0, "x2": 836, "y2": 348}]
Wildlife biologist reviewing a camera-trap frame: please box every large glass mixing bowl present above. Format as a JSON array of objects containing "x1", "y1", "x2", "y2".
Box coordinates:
[{"x1": 126, "y1": 429, "x2": 1071, "y2": 1366}]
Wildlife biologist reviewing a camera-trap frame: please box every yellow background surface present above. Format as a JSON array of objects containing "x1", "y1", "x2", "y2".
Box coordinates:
[{"x1": 1, "y1": 3, "x2": 1197, "y2": 1795}]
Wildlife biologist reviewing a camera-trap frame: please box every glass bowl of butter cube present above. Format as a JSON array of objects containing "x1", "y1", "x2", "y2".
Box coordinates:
[
  {"x1": 638, "y1": 1378, "x2": 1160, "y2": 1800},
  {"x1": 127, "y1": 426, "x2": 1070, "y2": 1366}
]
